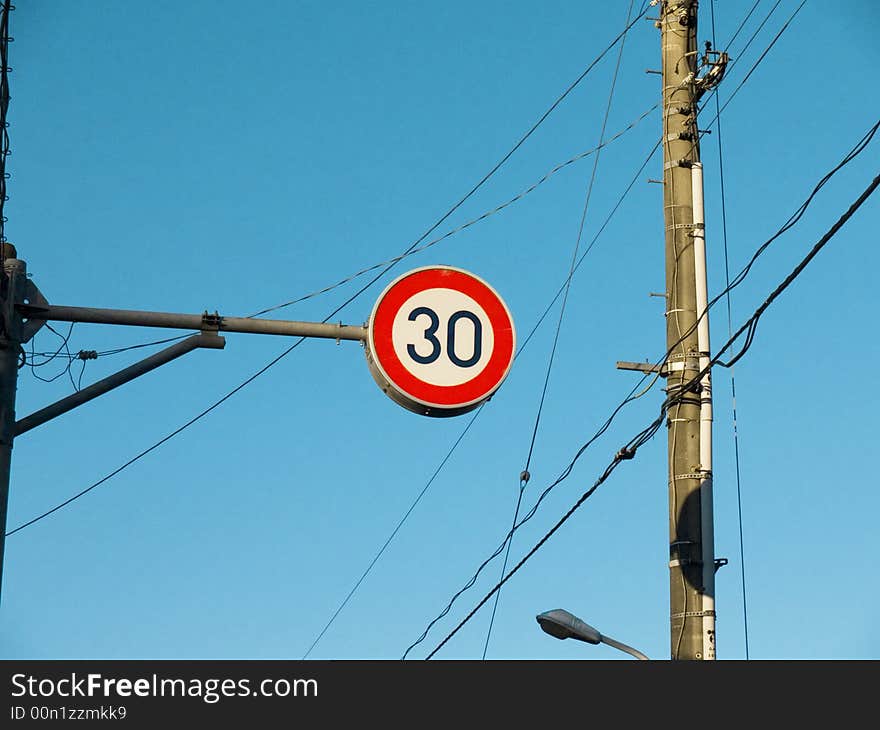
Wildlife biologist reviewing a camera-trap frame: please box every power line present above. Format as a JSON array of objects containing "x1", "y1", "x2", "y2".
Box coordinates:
[
  {"x1": 718, "y1": 172, "x2": 880, "y2": 369},
  {"x1": 4, "y1": 14, "x2": 650, "y2": 537},
  {"x1": 720, "y1": 0, "x2": 764, "y2": 53},
  {"x1": 707, "y1": 118, "x2": 878, "y2": 308},
  {"x1": 714, "y1": 0, "x2": 805, "y2": 121},
  {"x1": 24, "y1": 330, "x2": 197, "y2": 399},
  {"x1": 696, "y1": 0, "x2": 781, "y2": 118},
  {"x1": 422, "y1": 168, "x2": 880, "y2": 658},
  {"x1": 424, "y1": 413, "x2": 664, "y2": 659},
  {"x1": 27, "y1": 323, "x2": 79, "y2": 390},
  {"x1": 5, "y1": 336, "x2": 311, "y2": 537},
  {"x1": 400, "y1": 140, "x2": 668, "y2": 661},
  {"x1": 402, "y1": 118, "x2": 879, "y2": 657},
  {"x1": 303, "y1": 135, "x2": 663, "y2": 660},
  {"x1": 709, "y1": 0, "x2": 751, "y2": 661},
  {"x1": 300, "y1": 403, "x2": 485, "y2": 660},
  {"x1": 700, "y1": 0, "x2": 805, "y2": 130},
  {"x1": 482, "y1": 0, "x2": 639, "y2": 661},
  {"x1": 246, "y1": 103, "x2": 657, "y2": 320},
  {"x1": 727, "y1": 0, "x2": 780, "y2": 60},
  {"x1": 515, "y1": 136, "x2": 661, "y2": 360},
  {"x1": 401, "y1": 377, "x2": 660, "y2": 659},
  {"x1": 93, "y1": 334, "x2": 191, "y2": 357},
  {"x1": 26, "y1": 333, "x2": 192, "y2": 366},
  {"x1": 26, "y1": 323, "x2": 74, "y2": 370}
]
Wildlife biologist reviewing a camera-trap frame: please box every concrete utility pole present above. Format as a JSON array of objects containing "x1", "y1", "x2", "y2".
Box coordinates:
[
  {"x1": 660, "y1": 0, "x2": 716, "y2": 660},
  {"x1": 0, "y1": 243, "x2": 25, "y2": 604}
]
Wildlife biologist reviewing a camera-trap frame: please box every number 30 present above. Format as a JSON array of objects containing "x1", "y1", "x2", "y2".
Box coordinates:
[{"x1": 406, "y1": 306, "x2": 482, "y2": 368}]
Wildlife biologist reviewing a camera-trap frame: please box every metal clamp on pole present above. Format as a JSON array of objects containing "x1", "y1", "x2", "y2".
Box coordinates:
[{"x1": 201, "y1": 311, "x2": 223, "y2": 331}]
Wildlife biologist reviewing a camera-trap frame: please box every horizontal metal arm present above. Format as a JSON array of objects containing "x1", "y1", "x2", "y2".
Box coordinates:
[
  {"x1": 19, "y1": 304, "x2": 368, "y2": 342},
  {"x1": 15, "y1": 333, "x2": 226, "y2": 437}
]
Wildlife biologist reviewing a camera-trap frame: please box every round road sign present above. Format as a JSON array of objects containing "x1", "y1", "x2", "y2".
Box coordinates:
[{"x1": 365, "y1": 265, "x2": 516, "y2": 417}]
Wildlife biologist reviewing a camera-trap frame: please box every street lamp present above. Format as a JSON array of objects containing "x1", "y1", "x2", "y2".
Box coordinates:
[{"x1": 536, "y1": 608, "x2": 649, "y2": 660}]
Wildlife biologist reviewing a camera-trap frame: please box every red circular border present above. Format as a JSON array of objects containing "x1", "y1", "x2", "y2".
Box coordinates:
[{"x1": 369, "y1": 267, "x2": 515, "y2": 408}]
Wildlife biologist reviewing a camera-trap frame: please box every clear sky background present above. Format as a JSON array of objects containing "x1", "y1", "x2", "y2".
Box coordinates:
[{"x1": 0, "y1": 0, "x2": 877, "y2": 661}]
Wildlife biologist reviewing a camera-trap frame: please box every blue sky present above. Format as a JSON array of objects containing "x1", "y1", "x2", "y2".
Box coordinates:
[{"x1": 1, "y1": 0, "x2": 877, "y2": 660}]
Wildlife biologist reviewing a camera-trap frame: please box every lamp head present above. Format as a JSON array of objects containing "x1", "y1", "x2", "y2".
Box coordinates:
[{"x1": 536, "y1": 609, "x2": 602, "y2": 645}]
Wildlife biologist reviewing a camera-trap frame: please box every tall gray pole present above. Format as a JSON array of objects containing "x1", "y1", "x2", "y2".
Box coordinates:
[
  {"x1": 660, "y1": 0, "x2": 715, "y2": 660},
  {"x1": 0, "y1": 242, "x2": 24, "y2": 604}
]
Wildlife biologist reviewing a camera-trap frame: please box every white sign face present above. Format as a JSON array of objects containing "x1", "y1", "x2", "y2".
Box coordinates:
[
  {"x1": 390, "y1": 288, "x2": 495, "y2": 387},
  {"x1": 366, "y1": 266, "x2": 515, "y2": 417}
]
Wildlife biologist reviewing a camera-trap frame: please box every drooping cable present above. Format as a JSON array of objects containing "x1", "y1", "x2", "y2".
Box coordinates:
[
  {"x1": 701, "y1": 0, "x2": 805, "y2": 130},
  {"x1": 27, "y1": 323, "x2": 75, "y2": 379},
  {"x1": 727, "y1": 0, "x2": 779, "y2": 59},
  {"x1": 305, "y1": 112, "x2": 875, "y2": 660},
  {"x1": 709, "y1": 0, "x2": 751, "y2": 661},
  {"x1": 718, "y1": 172, "x2": 880, "y2": 369},
  {"x1": 246, "y1": 103, "x2": 657, "y2": 320},
  {"x1": 424, "y1": 414, "x2": 664, "y2": 660},
  {"x1": 403, "y1": 118, "x2": 879, "y2": 658},
  {"x1": 696, "y1": 0, "x2": 781, "y2": 118},
  {"x1": 481, "y1": 0, "x2": 639, "y2": 661},
  {"x1": 93, "y1": 334, "x2": 191, "y2": 357},
  {"x1": 26, "y1": 333, "x2": 193, "y2": 368},
  {"x1": 479, "y1": 481, "x2": 525, "y2": 660},
  {"x1": 6, "y1": 336, "x2": 312, "y2": 537},
  {"x1": 28, "y1": 323, "x2": 82, "y2": 393},
  {"x1": 4, "y1": 17, "x2": 650, "y2": 536},
  {"x1": 400, "y1": 140, "x2": 668, "y2": 662},
  {"x1": 302, "y1": 135, "x2": 662, "y2": 661},
  {"x1": 400, "y1": 140, "x2": 663, "y2": 660},
  {"x1": 720, "y1": 0, "x2": 763, "y2": 53},
  {"x1": 422, "y1": 169, "x2": 880, "y2": 658},
  {"x1": 300, "y1": 404, "x2": 485, "y2": 659}
]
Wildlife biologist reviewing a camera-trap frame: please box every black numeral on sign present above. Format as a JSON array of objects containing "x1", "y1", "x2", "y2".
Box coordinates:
[
  {"x1": 446, "y1": 310, "x2": 482, "y2": 367},
  {"x1": 406, "y1": 307, "x2": 482, "y2": 368},
  {"x1": 407, "y1": 306, "x2": 442, "y2": 364}
]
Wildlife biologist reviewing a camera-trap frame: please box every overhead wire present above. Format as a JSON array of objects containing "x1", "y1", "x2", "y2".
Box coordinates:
[
  {"x1": 702, "y1": 0, "x2": 806, "y2": 130},
  {"x1": 400, "y1": 364, "x2": 660, "y2": 660},
  {"x1": 422, "y1": 167, "x2": 880, "y2": 658},
  {"x1": 424, "y1": 413, "x2": 664, "y2": 659},
  {"x1": 727, "y1": 0, "x2": 780, "y2": 60},
  {"x1": 301, "y1": 133, "x2": 663, "y2": 660},
  {"x1": 5, "y1": 15, "x2": 650, "y2": 536},
  {"x1": 709, "y1": 0, "x2": 751, "y2": 660},
  {"x1": 300, "y1": 403, "x2": 486, "y2": 659},
  {"x1": 402, "y1": 116, "x2": 879, "y2": 658},
  {"x1": 26, "y1": 333, "x2": 192, "y2": 365},
  {"x1": 27, "y1": 323, "x2": 78, "y2": 388},
  {"x1": 694, "y1": 0, "x2": 780, "y2": 118},
  {"x1": 24, "y1": 329, "x2": 195, "y2": 397},
  {"x1": 340, "y1": 2, "x2": 828, "y2": 656},
  {"x1": 400, "y1": 139, "x2": 668, "y2": 661},
  {"x1": 719, "y1": 0, "x2": 763, "y2": 53},
  {"x1": 481, "y1": 0, "x2": 639, "y2": 661},
  {"x1": 246, "y1": 103, "x2": 657, "y2": 320},
  {"x1": 91, "y1": 334, "x2": 191, "y2": 357},
  {"x1": 25, "y1": 323, "x2": 75, "y2": 370},
  {"x1": 718, "y1": 181, "x2": 880, "y2": 369}
]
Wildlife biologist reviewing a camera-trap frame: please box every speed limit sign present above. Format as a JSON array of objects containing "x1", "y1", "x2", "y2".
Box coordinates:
[{"x1": 365, "y1": 266, "x2": 516, "y2": 417}]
